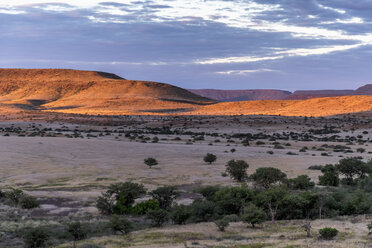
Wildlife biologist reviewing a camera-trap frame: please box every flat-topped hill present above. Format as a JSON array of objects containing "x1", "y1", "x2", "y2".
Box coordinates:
[{"x1": 188, "y1": 89, "x2": 291, "y2": 101}]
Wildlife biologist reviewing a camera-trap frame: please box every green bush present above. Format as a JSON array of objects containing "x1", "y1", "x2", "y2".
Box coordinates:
[
  {"x1": 23, "y1": 227, "x2": 50, "y2": 248},
  {"x1": 190, "y1": 200, "x2": 216, "y2": 222},
  {"x1": 319, "y1": 164, "x2": 339, "y2": 186},
  {"x1": 170, "y1": 205, "x2": 191, "y2": 225},
  {"x1": 214, "y1": 218, "x2": 229, "y2": 231},
  {"x1": 213, "y1": 186, "x2": 253, "y2": 215},
  {"x1": 108, "y1": 215, "x2": 132, "y2": 234},
  {"x1": 67, "y1": 222, "x2": 87, "y2": 248},
  {"x1": 196, "y1": 185, "x2": 220, "y2": 201},
  {"x1": 96, "y1": 182, "x2": 146, "y2": 215},
  {"x1": 144, "y1": 157, "x2": 158, "y2": 168},
  {"x1": 147, "y1": 209, "x2": 169, "y2": 227},
  {"x1": 251, "y1": 167, "x2": 287, "y2": 189},
  {"x1": 241, "y1": 204, "x2": 267, "y2": 228},
  {"x1": 151, "y1": 186, "x2": 178, "y2": 210},
  {"x1": 286, "y1": 175, "x2": 315, "y2": 190},
  {"x1": 225, "y1": 160, "x2": 249, "y2": 182},
  {"x1": 20, "y1": 195, "x2": 40, "y2": 209},
  {"x1": 131, "y1": 199, "x2": 160, "y2": 215},
  {"x1": 319, "y1": 227, "x2": 338, "y2": 239},
  {"x1": 203, "y1": 153, "x2": 217, "y2": 164}
]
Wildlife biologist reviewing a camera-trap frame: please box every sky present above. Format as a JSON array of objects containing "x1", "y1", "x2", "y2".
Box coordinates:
[{"x1": 1, "y1": 1, "x2": 372, "y2": 91}]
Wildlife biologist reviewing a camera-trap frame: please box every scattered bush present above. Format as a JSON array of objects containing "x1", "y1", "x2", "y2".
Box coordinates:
[
  {"x1": 214, "y1": 218, "x2": 229, "y2": 231},
  {"x1": 144, "y1": 157, "x2": 158, "y2": 168},
  {"x1": 203, "y1": 153, "x2": 217, "y2": 164},
  {"x1": 319, "y1": 227, "x2": 338, "y2": 239}
]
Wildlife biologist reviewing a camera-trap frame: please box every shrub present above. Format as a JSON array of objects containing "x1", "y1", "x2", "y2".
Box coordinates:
[
  {"x1": 147, "y1": 209, "x2": 169, "y2": 227},
  {"x1": 241, "y1": 204, "x2": 267, "y2": 228},
  {"x1": 196, "y1": 185, "x2": 220, "y2": 201},
  {"x1": 131, "y1": 199, "x2": 160, "y2": 215},
  {"x1": 319, "y1": 227, "x2": 338, "y2": 239},
  {"x1": 286, "y1": 175, "x2": 315, "y2": 190},
  {"x1": 203, "y1": 153, "x2": 217, "y2": 164},
  {"x1": 170, "y1": 205, "x2": 191, "y2": 225},
  {"x1": 308, "y1": 165, "x2": 323, "y2": 170},
  {"x1": 151, "y1": 186, "x2": 178, "y2": 210},
  {"x1": 23, "y1": 227, "x2": 50, "y2": 248},
  {"x1": 190, "y1": 200, "x2": 216, "y2": 222},
  {"x1": 144, "y1": 157, "x2": 158, "y2": 168},
  {"x1": 6, "y1": 188, "x2": 24, "y2": 206},
  {"x1": 20, "y1": 195, "x2": 40, "y2": 209},
  {"x1": 67, "y1": 222, "x2": 87, "y2": 248},
  {"x1": 337, "y1": 157, "x2": 370, "y2": 185},
  {"x1": 251, "y1": 167, "x2": 287, "y2": 189},
  {"x1": 108, "y1": 215, "x2": 132, "y2": 234},
  {"x1": 214, "y1": 218, "x2": 229, "y2": 231},
  {"x1": 225, "y1": 160, "x2": 249, "y2": 182},
  {"x1": 318, "y1": 164, "x2": 339, "y2": 187},
  {"x1": 213, "y1": 186, "x2": 253, "y2": 215},
  {"x1": 96, "y1": 182, "x2": 146, "y2": 215}
]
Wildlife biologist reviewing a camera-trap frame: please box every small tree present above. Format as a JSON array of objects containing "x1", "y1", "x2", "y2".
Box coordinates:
[
  {"x1": 319, "y1": 227, "x2": 338, "y2": 239},
  {"x1": 214, "y1": 218, "x2": 229, "y2": 232},
  {"x1": 147, "y1": 209, "x2": 169, "y2": 227},
  {"x1": 256, "y1": 187, "x2": 287, "y2": 223},
  {"x1": 302, "y1": 221, "x2": 312, "y2": 238},
  {"x1": 96, "y1": 182, "x2": 146, "y2": 215},
  {"x1": 108, "y1": 215, "x2": 132, "y2": 234},
  {"x1": 144, "y1": 157, "x2": 158, "y2": 168},
  {"x1": 170, "y1": 205, "x2": 191, "y2": 225},
  {"x1": 67, "y1": 222, "x2": 87, "y2": 248},
  {"x1": 225, "y1": 160, "x2": 249, "y2": 182},
  {"x1": 23, "y1": 227, "x2": 50, "y2": 248},
  {"x1": 318, "y1": 164, "x2": 339, "y2": 186},
  {"x1": 251, "y1": 167, "x2": 287, "y2": 189},
  {"x1": 286, "y1": 175, "x2": 315, "y2": 190},
  {"x1": 151, "y1": 186, "x2": 178, "y2": 211},
  {"x1": 337, "y1": 157, "x2": 370, "y2": 185},
  {"x1": 241, "y1": 203, "x2": 267, "y2": 228},
  {"x1": 203, "y1": 153, "x2": 217, "y2": 164}
]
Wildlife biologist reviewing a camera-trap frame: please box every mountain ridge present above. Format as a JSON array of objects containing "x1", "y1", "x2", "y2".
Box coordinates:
[{"x1": 1, "y1": 68, "x2": 372, "y2": 117}]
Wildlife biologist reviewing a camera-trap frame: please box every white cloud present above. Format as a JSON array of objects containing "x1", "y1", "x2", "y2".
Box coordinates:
[
  {"x1": 216, "y1": 69, "x2": 279, "y2": 75},
  {"x1": 318, "y1": 3, "x2": 346, "y2": 14},
  {"x1": 321, "y1": 17, "x2": 364, "y2": 25},
  {"x1": 197, "y1": 43, "x2": 365, "y2": 64},
  {"x1": 0, "y1": 7, "x2": 25, "y2": 14}
]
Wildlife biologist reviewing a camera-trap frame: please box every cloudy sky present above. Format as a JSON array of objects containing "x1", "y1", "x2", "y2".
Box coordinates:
[{"x1": 1, "y1": 0, "x2": 372, "y2": 90}]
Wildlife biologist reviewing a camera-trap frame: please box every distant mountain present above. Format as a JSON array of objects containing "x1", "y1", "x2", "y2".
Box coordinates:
[
  {"x1": 284, "y1": 90, "x2": 354, "y2": 100},
  {"x1": 188, "y1": 89, "x2": 291, "y2": 101},
  {"x1": 354, "y1": 84, "x2": 372, "y2": 95}
]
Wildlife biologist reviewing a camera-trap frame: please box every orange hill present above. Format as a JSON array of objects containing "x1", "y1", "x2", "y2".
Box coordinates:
[
  {"x1": 0, "y1": 69, "x2": 372, "y2": 117},
  {"x1": 186, "y1": 95, "x2": 372, "y2": 117},
  {"x1": 0, "y1": 69, "x2": 214, "y2": 115}
]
